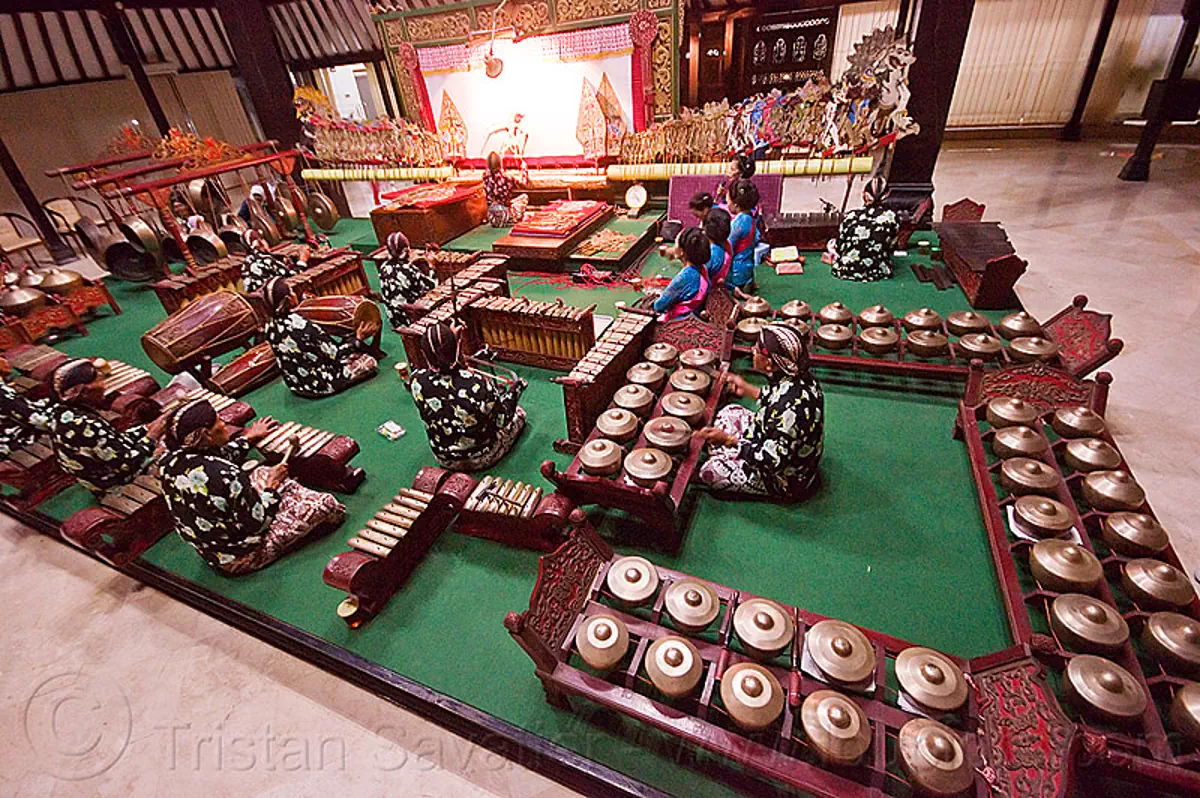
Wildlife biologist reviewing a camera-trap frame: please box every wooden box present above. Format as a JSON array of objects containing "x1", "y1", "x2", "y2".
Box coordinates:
[{"x1": 369, "y1": 184, "x2": 487, "y2": 249}]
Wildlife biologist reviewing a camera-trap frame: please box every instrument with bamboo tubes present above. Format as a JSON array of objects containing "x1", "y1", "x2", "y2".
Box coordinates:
[
  {"x1": 285, "y1": 251, "x2": 371, "y2": 300},
  {"x1": 323, "y1": 467, "x2": 576, "y2": 627},
  {"x1": 301, "y1": 166, "x2": 454, "y2": 183},
  {"x1": 605, "y1": 156, "x2": 874, "y2": 182},
  {"x1": 254, "y1": 418, "x2": 365, "y2": 494},
  {"x1": 399, "y1": 259, "x2": 510, "y2": 324},
  {"x1": 466, "y1": 296, "x2": 595, "y2": 371},
  {"x1": 152, "y1": 254, "x2": 246, "y2": 314}
]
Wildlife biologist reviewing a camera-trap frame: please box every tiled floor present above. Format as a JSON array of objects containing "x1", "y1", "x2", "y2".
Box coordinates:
[{"x1": 3, "y1": 140, "x2": 1197, "y2": 797}]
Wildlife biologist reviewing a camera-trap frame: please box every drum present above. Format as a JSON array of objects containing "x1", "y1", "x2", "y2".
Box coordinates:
[
  {"x1": 293, "y1": 295, "x2": 382, "y2": 338},
  {"x1": 209, "y1": 341, "x2": 280, "y2": 397},
  {"x1": 142, "y1": 290, "x2": 262, "y2": 373}
]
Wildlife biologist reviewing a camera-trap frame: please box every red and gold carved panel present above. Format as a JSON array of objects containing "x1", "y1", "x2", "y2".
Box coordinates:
[
  {"x1": 652, "y1": 18, "x2": 673, "y2": 116},
  {"x1": 477, "y1": 1, "x2": 551, "y2": 38},
  {"x1": 405, "y1": 10, "x2": 471, "y2": 43},
  {"x1": 555, "y1": 0, "x2": 640, "y2": 23}
]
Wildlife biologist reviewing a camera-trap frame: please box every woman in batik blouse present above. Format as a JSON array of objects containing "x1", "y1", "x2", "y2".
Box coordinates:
[
  {"x1": 0, "y1": 357, "x2": 52, "y2": 458},
  {"x1": 42, "y1": 359, "x2": 155, "y2": 495},
  {"x1": 261, "y1": 277, "x2": 378, "y2": 398},
  {"x1": 831, "y1": 176, "x2": 899, "y2": 282},
  {"x1": 697, "y1": 324, "x2": 824, "y2": 499},
  {"x1": 377, "y1": 231, "x2": 436, "y2": 329},
  {"x1": 241, "y1": 229, "x2": 309, "y2": 294},
  {"x1": 408, "y1": 322, "x2": 527, "y2": 472},
  {"x1": 157, "y1": 399, "x2": 344, "y2": 574},
  {"x1": 483, "y1": 151, "x2": 529, "y2": 228}
]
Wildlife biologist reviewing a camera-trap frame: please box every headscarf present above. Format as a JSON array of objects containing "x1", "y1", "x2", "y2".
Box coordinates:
[
  {"x1": 250, "y1": 185, "x2": 266, "y2": 201},
  {"x1": 387, "y1": 231, "x2": 410, "y2": 260},
  {"x1": 419, "y1": 322, "x2": 459, "y2": 372},
  {"x1": 865, "y1": 176, "x2": 887, "y2": 206},
  {"x1": 757, "y1": 324, "x2": 809, "y2": 376},
  {"x1": 262, "y1": 276, "x2": 293, "y2": 318},
  {"x1": 51, "y1": 358, "x2": 98, "y2": 403},
  {"x1": 164, "y1": 399, "x2": 217, "y2": 449},
  {"x1": 242, "y1": 228, "x2": 265, "y2": 251}
]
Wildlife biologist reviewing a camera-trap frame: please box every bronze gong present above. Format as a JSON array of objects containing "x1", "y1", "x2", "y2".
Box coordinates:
[
  {"x1": 645, "y1": 636, "x2": 703, "y2": 698},
  {"x1": 644, "y1": 416, "x2": 693, "y2": 454},
  {"x1": 857, "y1": 304, "x2": 893, "y2": 327},
  {"x1": 818, "y1": 301, "x2": 853, "y2": 326},
  {"x1": 999, "y1": 457, "x2": 1061, "y2": 496},
  {"x1": 815, "y1": 323, "x2": 853, "y2": 350},
  {"x1": 858, "y1": 326, "x2": 899, "y2": 355},
  {"x1": 1064, "y1": 438, "x2": 1121, "y2": 473},
  {"x1": 623, "y1": 447, "x2": 673, "y2": 487},
  {"x1": 1012, "y1": 496, "x2": 1075, "y2": 538},
  {"x1": 733, "y1": 598, "x2": 794, "y2": 659},
  {"x1": 1063, "y1": 655, "x2": 1147, "y2": 725},
  {"x1": 579, "y1": 438, "x2": 623, "y2": 476},
  {"x1": 1009, "y1": 336, "x2": 1060, "y2": 363},
  {"x1": 895, "y1": 647, "x2": 968, "y2": 713},
  {"x1": 898, "y1": 718, "x2": 974, "y2": 797},
  {"x1": 801, "y1": 689, "x2": 871, "y2": 766},
  {"x1": 986, "y1": 397, "x2": 1040, "y2": 429},
  {"x1": 1082, "y1": 470, "x2": 1145, "y2": 511},
  {"x1": 1170, "y1": 682, "x2": 1200, "y2": 745},
  {"x1": 1051, "y1": 406, "x2": 1105, "y2": 439},
  {"x1": 669, "y1": 368, "x2": 712, "y2": 396},
  {"x1": 1141, "y1": 612, "x2": 1200, "y2": 676},
  {"x1": 946, "y1": 310, "x2": 990, "y2": 336},
  {"x1": 1030, "y1": 539, "x2": 1103, "y2": 593},
  {"x1": 575, "y1": 614, "x2": 629, "y2": 672},
  {"x1": 807, "y1": 619, "x2": 875, "y2": 685},
  {"x1": 991, "y1": 425, "x2": 1049, "y2": 459},
  {"x1": 904, "y1": 329, "x2": 949, "y2": 358},
  {"x1": 902, "y1": 307, "x2": 943, "y2": 332},
  {"x1": 606, "y1": 555, "x2": 660, "y2": 605},
  {"x1": 626, "y1": 361, "x2": 667, "y2": 392},
  {"x1": 1101, "y1": 512, "x2": 1168, "y2": 558},
  {"x1": 998, "y1": 311, "x2": 1041, "y2": 340},
  {"x1": 643, "y1": 342, "x2": 679, "y2": 368},
  {"x1": 596, "y1": 408, "x2": 639, "y2": 443},
  {"x1": 1050, "y1": 593, "x2": 1129, "y2": 654},
  {"x1": 664, "y1": 579, "x2": 719, "y2": 633},
  {"x1": 1122, "y1": 559, "x2": 1195, "y2": 610},
  {"x1": 614, "y1": 384, "x2": 655, "y2": 415},
  {"x1": 721, "y1": 662, "x2": 784, "y2": 731},
  {"x1": 780, "y1": 299, "x2": 811, "y2": 321}
]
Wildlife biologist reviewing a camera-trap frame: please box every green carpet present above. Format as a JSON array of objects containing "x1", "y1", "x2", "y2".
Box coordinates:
[{"x1": 36, "y1": 219, "x2": 1013, "y2": 797}]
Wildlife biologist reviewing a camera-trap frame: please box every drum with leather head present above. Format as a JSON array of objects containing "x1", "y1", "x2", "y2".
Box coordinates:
[
  {"x1": 293, "y1": 295, "x2": 382, "y2": 339},
  {"x1": 142, "y1": 290, "x2": 262, "y2": 374}
]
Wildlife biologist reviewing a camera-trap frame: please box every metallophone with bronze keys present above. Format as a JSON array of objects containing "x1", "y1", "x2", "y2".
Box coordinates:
[
  {"x1": 324, "y1": 467, "x2": 576, "y2": 627},
  {"x1": 366, "y1": 246, "x2": 495, "y2": 285},
  {"x1": 395, "y1": 256, "x2": 511, "y2": 325},
  {"x1": 466, "y1": 296, "x2": 596, "y2": 371}
]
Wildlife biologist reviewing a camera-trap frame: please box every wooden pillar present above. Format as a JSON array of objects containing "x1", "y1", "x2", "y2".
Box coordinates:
[
  {"x1": 1119, "y1": 1, "x2": 1200, "y2": 182},
  {"x1": 1061, "y1": 0, "x2": 1121, "y2": 141},
  {"x1": 100, "y1": 2, "x2": 171, "y2": 135},
  {"x1": 372, "y1": 60, "x2": 396, "y2": 118},
  {"x1": 214, "y1": 0, "x2": 302, "y2": 148},
  {"x1": 885, "y1": 0, "x2": 976, "y2": 217},
  {"x1": 0, "y1": 134, "x2": 75, "y2": 265}
]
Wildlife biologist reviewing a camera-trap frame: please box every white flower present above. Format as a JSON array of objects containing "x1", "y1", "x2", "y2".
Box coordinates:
[
  {"x1": 217, "y1": 553, "x2": 237, "y2": 565},
  {"x1": 427, "y1": 397, "x2": 442, "y2": 412},
  {"x1": 60, "y1": 410, "x2": 75, "y2": 424},
  {"x1": 196, "y1": 517, "x2": 213, "y2": 532},
  {"x1": 243, "y1": 535, "x2": 261, "y2": 545},
  {"x1": 320, "y1": 341, "x2": 339, "y2": 358},
  {"x1": 779, "y1": 408, "x2": 797, "y2": 433},
  {"x1": 211, "y1": 496, "x2": 227, "y2": 511},
  {"x1": 229, "y1": 480, "x2": 242, "y2": 497},
  {"x1": 60, "y1": 456, "x2": 83, "y2": 472},
  {"x1": 183, "y1": 467, "x2": 209, "y2": 493},
  {"x1": 278, "y1": 338, "x2": 299, "y2": 354},
  {"x1": 82, "y1": 426, "x2": 95, "y2": 439},
  {"x1": 252, "y1": 503, "x2": 265, "y2": 521},
  {"x1": 95, "y1": 446, "x2": 117, "y2": 462}
]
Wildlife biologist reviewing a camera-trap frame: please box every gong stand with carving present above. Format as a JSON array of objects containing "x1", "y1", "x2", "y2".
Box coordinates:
[
  {"x1": 506, "y1": 524, "x2": 1078, "y2": 798},
  {"x1": 955, "y1": 360, "x2": 1200, "y2": 794}
]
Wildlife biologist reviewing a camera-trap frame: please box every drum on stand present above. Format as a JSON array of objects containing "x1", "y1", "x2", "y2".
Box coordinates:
[{"x1": 142, "y1": 291, "x2": 263, "y2": 374}]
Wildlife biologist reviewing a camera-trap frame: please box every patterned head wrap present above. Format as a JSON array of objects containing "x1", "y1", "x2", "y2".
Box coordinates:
[
  {"x1": 757, "y1": 324, "x2": 809, "y2": 376},
  {"x1": 865, "y1": 176, "x2": 887, "y2": 206},
  {"x1": 242, "y1": 228, "x2": 265, "y2": 250},
  {"x1": 262, "y1": 276, "x2": 293, "y2": 317},
  {"x1": 420, "y1": 322, "x2": 459, "y2": 372},
  {"x1": 387, "y1": 231, "x2": 410, "y2": 259},
  {"x1": 51, "y1": 358, "x2": 98, "y2": 402},
  {"x1": 165, "y1": 399, "x2": 217, "y2": 449}
]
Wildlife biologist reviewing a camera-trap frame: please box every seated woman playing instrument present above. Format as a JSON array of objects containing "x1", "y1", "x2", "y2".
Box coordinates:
[
  {"x1": 651, "y1": 227, "x2": 711, "y2": 322},
  {"x1": 43, "y1": 359, "x2": 155, "y2": 495},
  {"x1": 703, "y1": 208, "x2": 733, "y2": 288},
  {"x1": 409, "y1": 322, "x2": 527, "y2": 472},
  {"x1": 377, "y1": 231, "x2": 436, "y2": 329},
  {"x1": 727, "y1": 178, "x2": 763, "y2": 293},
  {"x1": 157, "y1": 399, "x2": 345, "y2": 575},
  {"x1": 831, "y1": 176, "x2": 899, "y2": 282},
  {"x1": 483, "y1": 151, "x2": 530, "y2": 228},
  {"x1": 241, "y1": 229, "x2": 310, "y2": 294},
  {"x1": 688, "y1": 191, "x2": 714, "y2": 223},
  {"x1": 0, "y1": 356, "x2": 52, "y2": 459},
  {"x1": 715, "y1": 154, "x2": 757, "y2": 211},
  {"x1": 697, "y1": 324, "x2": 824, "y2": 500},
  {"x1": 261, "y1": 277, "x2": 378, "y2": 398}
]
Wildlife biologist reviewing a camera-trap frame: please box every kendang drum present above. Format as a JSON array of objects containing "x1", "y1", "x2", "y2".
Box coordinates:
[
  {"x1": 142, "y1": 290, "x2": 261, "y2": 374},
  {"x1": 293, "y1": 295, "x2": 383, "y2": 339}
]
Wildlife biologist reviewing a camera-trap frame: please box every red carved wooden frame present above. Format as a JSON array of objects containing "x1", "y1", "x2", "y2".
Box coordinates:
[
  {"x1": 942, "y1": 198, "x2": 986, "y2": 222},
  {"x1": 1040, "y1": 295, "x2": 1124, "y2": 379}
]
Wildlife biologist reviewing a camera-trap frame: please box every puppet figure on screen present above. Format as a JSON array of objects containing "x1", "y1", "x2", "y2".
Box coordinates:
[
  {"x1": 483, "y1": 152, "x2": 530, "y2": 228},
  {"x1": 241, "y1": 229, "x2": 309, "y2": 294},
  {"x1": 697, "y1": 324, "x2": 824, "y2": 500},
  {"x1": 727, "y1": 179, "x2": 763, "y2": 293},
  {"x1": 0, "y1": 356, "x2": 51, "y2": 460},
  {"x1": 651, "y1": 227, "x2": 711, "y2": 321},
  {"x1": 408, "y1": 322, "x2": 527, "y2": 472},
  {"x1": 481, "y1": 113, "x2": 529, "y2": 164},
  {"x1": 830, "y1": 176, "x2": 899, "y2": 282},
  {"x1": 377, "y1": 231, "x2": 436, "y2": 329},
  {"x1": 261, "y1": 277, "x2": 378, "y2": 398},
  {"x1": 157, "y1": 399, "x2": 345, "y2": 575},
  {"x1": 43, "y1": 359, "x2": 155, "y2": 496}
]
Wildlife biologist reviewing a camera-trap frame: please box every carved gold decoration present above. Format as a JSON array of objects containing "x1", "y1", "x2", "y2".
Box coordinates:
[
  {"x1": 477, "y1": 1, "x2": 551, "y2": 38},
  {"x1": 652, "y1": 19, "x2": 673, "y2": 116},
  {"x1": 381, "y1": 18, "x2": 406, "y2": 46},
  {"x1": 556, "y1": 0, "x2": 640, "y2": 24},
  {"x1": 645, "y1": 0, "x2": 672, "y2": 9},
  {"x1": 405, "y1": 10, "x2": 471, "y2": 43}
]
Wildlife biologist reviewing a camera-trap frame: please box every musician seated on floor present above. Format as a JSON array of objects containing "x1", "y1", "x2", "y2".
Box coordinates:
[
  {"x1": 0, "y1": 356, "x2": 52, "y2": 459},
  {"x1": 237, "y1": 184, "x2": 268, "y2": 224},
  {"x1": 157, "y1": 399, "x2": 345, "y2": 575},
  {"x1": 42, "y1": 359, "x2": 155, "y2": 496},
  {"x1": 727, "y1": 178, "x2": 764, "y2": 294},
  {"x1": 378, "y1": 231, "x2": 436, "y2": 329},
  {"x1": 688, "y1": 191, "x2": 714, "y2": 223},
  {"x1": 715, "y1": 154, "x2": 757, "y2": 211},
  {"x1": 830, "y1": 176, "x2": 899, "y2": 283},
  {"x1": 409, "y1": 322, "x2": 527, "y2": 472},
  {"x1": 696, "y1": 324, "x2": 823, "y2": 500},
  {"x1": 703, "y1": 208, "x2": 733, "y2": 288},
  {"x1": 651, "y1": 227, "x2": 711, "y2": 322},
  {"x1": 483, "y1": 152, "x2": 530, "y2": 228},
  {"x1": 261, "y1": 277, "x2": 378, "y2": 399},
  {"x1": 241, "y1": 229, "x2": 310, "y2": 294}
]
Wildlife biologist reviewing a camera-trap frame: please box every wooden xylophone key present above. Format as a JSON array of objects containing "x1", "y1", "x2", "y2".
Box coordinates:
[
  {"x1": 258, "y1": 420, "x2": 303, "y2": 453},
  {"x1": 521, "y1": 487, "x2": 543, "y2": 519},
  {"x1": 358, "y1": 525, "x2": 405, "y2": 549},
  {"x1": 347, "y1": 536, "x2": 392, "y2": 558},
  {"x1": 100, "y1": 478, "x2": 161, "y2": 515},
  {"x1": 295, "y1": 427, "x2": 337, "y2": 460}
]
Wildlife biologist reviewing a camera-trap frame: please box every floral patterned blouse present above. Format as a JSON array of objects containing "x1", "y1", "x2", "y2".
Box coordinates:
[
  {"x1": 378, "y1": 256, "x2": 435, "y2": 328},
  {"x1": 0, "y1": 380, "x2": 52, "y2": 458},
  {"x1": 158, "y1": 437, "x2": 278, "y2": 567},
  {"x1": 409, "y1": 367, "x2": 522, "y2": 461},
  {"x1": 242, "y1": 250, "x2": 297, "y2": 294},
  {"x1": 264, "y1": 312, "x2": 365, "y2": 397},
  {"x1": 483, "y1": 171, "x2": 516, "y2": 208},
  {"x1": 736, "y1": 372, "x2": 824, "y2": 497},
  {"x1": 44, "y1": 406, "x2": 154, "y2": 494},
  {"x1": 832, "y1": 205, "x2": 899, "y2": 282}
]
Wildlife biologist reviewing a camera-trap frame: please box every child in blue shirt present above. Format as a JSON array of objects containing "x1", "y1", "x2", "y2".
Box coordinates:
[
  {"x1": 652, "y1": 228, "x2": 712, "y2": 321},
  {"x1": 727, "y1": 179, "x2": 761, "y2": 292}
]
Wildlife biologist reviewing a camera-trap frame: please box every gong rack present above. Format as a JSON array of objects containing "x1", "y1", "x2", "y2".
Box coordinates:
[
  {"x1": 506, "y1": 524, "x2": 1070, "y2": 798},
  {"x1": 726, "y1": 294, "x2": 1121, "y2": 383},
  {"x1": 955, "y1": 360, "x2": 1200, "y2": 794}
]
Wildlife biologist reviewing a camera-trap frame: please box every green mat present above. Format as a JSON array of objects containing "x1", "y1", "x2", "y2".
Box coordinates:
[{"x1": 36, "y1": 219, "x2": 1013, "y2": 797}]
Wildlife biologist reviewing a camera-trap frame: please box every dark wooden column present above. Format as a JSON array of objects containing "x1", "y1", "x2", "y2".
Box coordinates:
[
  {"x1": 372, "y1": 60, "x2": 396, "y2": 118},
  {"x1": 0, "y1": 134, "x2": 75, "y2": 265},
  {"x1": 1119, "y1": 0, "x2": 1200, "y2": 181},
  {"x1": 885, "y1": 0, "x2": 976, "y2": 217},
  {"x1": 1062, "y1": 0, "x2": 1121, "y2": 141},
  {"x1": 100, "y1": 2, "x2": 170, "y2": 135},
  {"x1": 214, "y1": 0, "x2": 302, "y2": 148}
]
